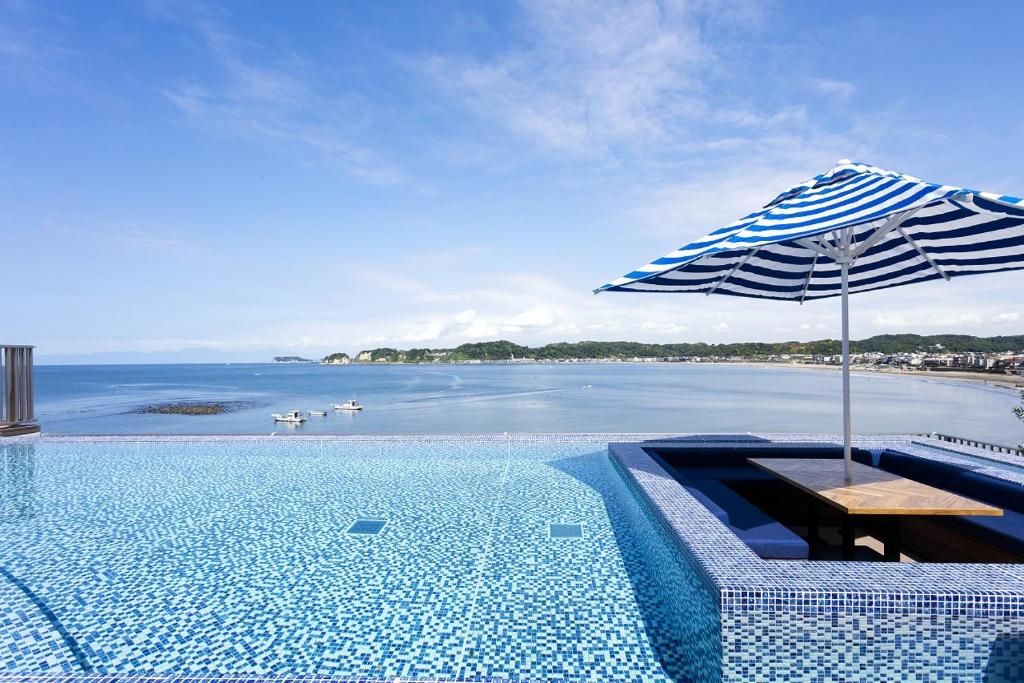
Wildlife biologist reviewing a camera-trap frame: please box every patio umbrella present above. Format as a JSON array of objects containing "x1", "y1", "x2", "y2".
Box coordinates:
[{"x1": 596, "y1": 160, "x2": 1024, "y2": 480}]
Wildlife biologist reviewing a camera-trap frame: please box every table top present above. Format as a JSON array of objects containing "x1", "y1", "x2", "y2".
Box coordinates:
[{"x1": 747, "y1": 458, "x2": 1003, "y2": 516}]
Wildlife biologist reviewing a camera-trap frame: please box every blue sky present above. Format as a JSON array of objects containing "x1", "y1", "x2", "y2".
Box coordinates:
[{"x1": 4, "y1": 0, "x2": 1024, "y2": 362}]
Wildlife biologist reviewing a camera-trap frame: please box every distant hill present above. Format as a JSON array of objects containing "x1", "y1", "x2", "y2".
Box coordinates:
[
  {"x1": 346, "y1": 334, "x2": 1024, "y2": 363},
  {"x1": 273, "y1": 356, "x2": 315, "y2": 363}
]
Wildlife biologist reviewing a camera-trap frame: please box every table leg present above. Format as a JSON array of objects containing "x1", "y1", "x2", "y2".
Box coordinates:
[
  {"x1": 842, "y1": 515, "x2": 855, "y2": 561},
  {"x1": 807, "y1": 497, "x2": 819, "y2": 557},
  {"x1": 884, "y1": 516, "x2": 901, "y2": 562}
]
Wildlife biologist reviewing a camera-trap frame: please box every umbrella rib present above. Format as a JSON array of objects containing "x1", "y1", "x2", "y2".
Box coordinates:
[
  {"x1": 895, "y1": 226, "x2": 950, "y2": 281},
  {"x1": 706, "y1": 248, "x2": 759, "y2": 295},
  {"x1": 830, "y1": 230, "x2": 845, "y2": 252},
  {"x1": 798, "y1": 253, "x2": 819, "y2": 304},
  {"x1": 849, "y1": 206, "x2": 928, "y2": 262},
  {"x1": 794, "y1": 237, "x2": 838, "y2": 259},
  {"x1": 817, "y1": 233, "x2": 843, "y2": 257}
]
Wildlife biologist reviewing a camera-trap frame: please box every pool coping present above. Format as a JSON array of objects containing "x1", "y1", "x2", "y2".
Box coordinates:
[
  {"x1": 609, "y1": 436, "x2": 1024, "y2": 618},
  {"x1": 6, "y1": 432, "x2": 688, "y2": 443}
]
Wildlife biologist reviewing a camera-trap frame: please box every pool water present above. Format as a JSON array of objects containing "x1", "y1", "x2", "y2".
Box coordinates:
[{"x1": 0, "y1": 440, "x2": 718, "y2": 681}]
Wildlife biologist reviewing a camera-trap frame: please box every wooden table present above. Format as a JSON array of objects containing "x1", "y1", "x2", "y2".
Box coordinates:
[{"x1": 748, "y1": 458, "x2": 1002, "y2": 561}]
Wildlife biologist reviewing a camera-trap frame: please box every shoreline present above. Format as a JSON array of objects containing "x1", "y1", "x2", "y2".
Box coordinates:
[
  {"x1": 717, "y1": 361, "x2": 1024, "y2": 390},
  {"x1": 344, "y1": 359, "x2": 1023, "y2": 390}
]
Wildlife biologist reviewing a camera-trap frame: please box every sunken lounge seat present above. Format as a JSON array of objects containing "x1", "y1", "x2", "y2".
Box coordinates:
[
  {"x1": 650, "y1": 445, "x2": 876, "y2": 560},
  {"x1": 877, "y1": 452, "x2": 1024, "y2": 558},
  {"x1": 684, "y1": 477, "x2": 809, "y2": 559}
]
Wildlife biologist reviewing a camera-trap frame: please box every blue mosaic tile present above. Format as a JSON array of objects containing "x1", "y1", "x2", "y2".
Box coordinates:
[
  {"x1": 0, "y1": 438, "x2": 718, "y2": 682},
  {"x1": 7, "y1": 431, "x2": 1023, "y2": 681}
]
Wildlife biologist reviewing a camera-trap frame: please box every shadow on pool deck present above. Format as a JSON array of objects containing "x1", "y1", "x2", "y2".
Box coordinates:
[{"x1": 550, "y1": 450, "x2": 721, "y2": 683}]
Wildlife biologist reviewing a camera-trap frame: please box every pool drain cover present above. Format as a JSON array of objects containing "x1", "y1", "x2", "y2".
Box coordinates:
[
  {"x1": 348, "y1": 519, "x2": 387, "y2": 535},
  {"x1": 549, "y1": 523, "x2": 583, "y2": 539}
]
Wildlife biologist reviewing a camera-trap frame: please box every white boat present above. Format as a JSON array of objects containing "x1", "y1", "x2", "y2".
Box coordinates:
[
  {"x1": 309, "y1": 410, "x2": 327, "y2": 416},
  {"x1": 333, "y1": 400, "x2": 363, "y2": 411},
  {"x1": 272, "y1": 410, "x2": 307, "y2": 423}
]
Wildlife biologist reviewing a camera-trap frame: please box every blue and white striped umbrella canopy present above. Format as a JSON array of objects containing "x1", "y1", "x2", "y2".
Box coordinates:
[{"x1": 597, "y1": 160, "x2": 1024, "y2": 299}]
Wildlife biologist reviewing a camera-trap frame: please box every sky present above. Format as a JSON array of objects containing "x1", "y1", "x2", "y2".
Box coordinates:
[{"x1": 4, "y1": 0, "x2": 1024, "y2": 362}]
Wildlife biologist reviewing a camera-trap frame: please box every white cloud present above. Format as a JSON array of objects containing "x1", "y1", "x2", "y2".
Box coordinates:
[
  {"x1": 812, "y1": 77, "x2": 856, "y2": 100},
  {"x1": 641, "y1": 321, "x2": 690, "y2": 334},
  {"x1": 871, "y1": 313, "x2": 910, "y2": 327},
  {"x1": 453, "y1": 309, "x2": 477, "y2": 324},
  {"x1": 402, "y1": 320, "x2": 446, "y2": 343},
  {"x1": 414, "y1": 0, "x2": 864, "y2": 171},
  {"x1": 40, "y1": 218, "x2": 191, "y2": 252},
  {"x1": 871, "y1": 310, "x2": 997, "y2": 330},
  {"x1": 152, "y1": 2, "x2": 405, "y2": 185},
  {"x1": 417, "y1": 0, "x2": 733, "y2": 154},
  {"x1": 354, "y1": 335, "x2": 389, "y2": 346},
  {"x1": 509, "y1": 306, "x2": 554, "y2": 327},
  {"x1": 713, "y1": 106, "x2": 809, "y2": 129},
  {"x1": 993, "y1": 311, "x2": 1021, "y2": 323},
  {"x1": 0, "y1": 2, "x2": 79, "y2": 88},
  {"x1": 464, "y1": 318, "x2": 499, "y2": 338},
  {"x1": 64, "y1": 268, "x2": 1022, "y2": 357},
  {"x1": 628, "y1": 165, "x2": 809, "y2": 238},
  {"x1": 449, "y1": 305, "x2": 559, "y2": 340}
]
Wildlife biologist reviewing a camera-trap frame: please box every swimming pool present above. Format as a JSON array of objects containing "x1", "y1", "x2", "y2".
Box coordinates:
[{"x1": 0, "y1": 438, "x2": 718, "y2": 681}]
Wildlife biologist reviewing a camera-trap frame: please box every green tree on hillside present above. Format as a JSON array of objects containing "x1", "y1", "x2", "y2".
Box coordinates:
[{"x1": 345, "y1": 333, "x2": 1024, "y2": 364}]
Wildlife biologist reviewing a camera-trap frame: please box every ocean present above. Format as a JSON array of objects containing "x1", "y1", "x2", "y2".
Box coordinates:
[{"x1": 30, "y1": 362, "x2": 1024, "y2": 444}]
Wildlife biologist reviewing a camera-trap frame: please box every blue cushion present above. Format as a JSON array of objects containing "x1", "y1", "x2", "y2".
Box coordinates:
[
  {"x1": 675, "y1": 466, "x2": 775, "y2": 483},
  {"x1": 852, "y1": 450, "x2": 876, "y2": 466},
  {"x1": 651, "y1": 446, "x2": 873, "y2": 469},
  {"x1": 688, "y1": 479, "x2": 808, "y2": 560},
  {"x1": 879, "y1": 453, "x2": 1022, "y2": 513},
  {"x1": 681, "y1": 484, "x2": 728, "y2": 522},
  {"x1": 946, "y1": 508, "x2": 1024, "y2": 557},
  {"x1": 877, "y1": 452, "x2": 1024, "y2": 556},
  {"x1": 877, "y1": 452, "x2": 973, "y2": 487},
  {"x1": 957, "y1": 472, "x2": 1024, "y2": 514}
]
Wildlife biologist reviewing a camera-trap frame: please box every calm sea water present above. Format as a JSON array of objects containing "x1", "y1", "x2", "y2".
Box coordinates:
[{"x1": 32, "y1": 362, "x2": 1024, "y2": 443}]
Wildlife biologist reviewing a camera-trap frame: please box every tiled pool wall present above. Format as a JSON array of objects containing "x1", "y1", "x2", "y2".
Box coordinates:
[
  {"x1": 607, "y1": 455, "x2": 722, "y2": 683},
  {"x1": 609, "y1": 436, "x2": 1024, "y2": 682},
  {"x1": 722, "y1": 611, "x2": 1023, "y2": 681}
]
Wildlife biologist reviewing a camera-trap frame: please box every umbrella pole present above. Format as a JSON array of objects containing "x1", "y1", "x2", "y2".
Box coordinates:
[{"x1": 840, "y1": 260, "x2": 852, "y2": 482}]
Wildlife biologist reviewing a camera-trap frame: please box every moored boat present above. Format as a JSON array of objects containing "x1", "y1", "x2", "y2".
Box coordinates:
[{"x1": 272, "y1": 410, "x2": 307, "y2": 423}]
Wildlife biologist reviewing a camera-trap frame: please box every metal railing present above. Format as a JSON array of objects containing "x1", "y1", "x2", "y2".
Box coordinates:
[
  {"x1": 929, "y1": 432, "x2": 1021, "y2": 456},
  {"x1": 1, "y1": 345, "x2": 37, "y2": 432}
]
